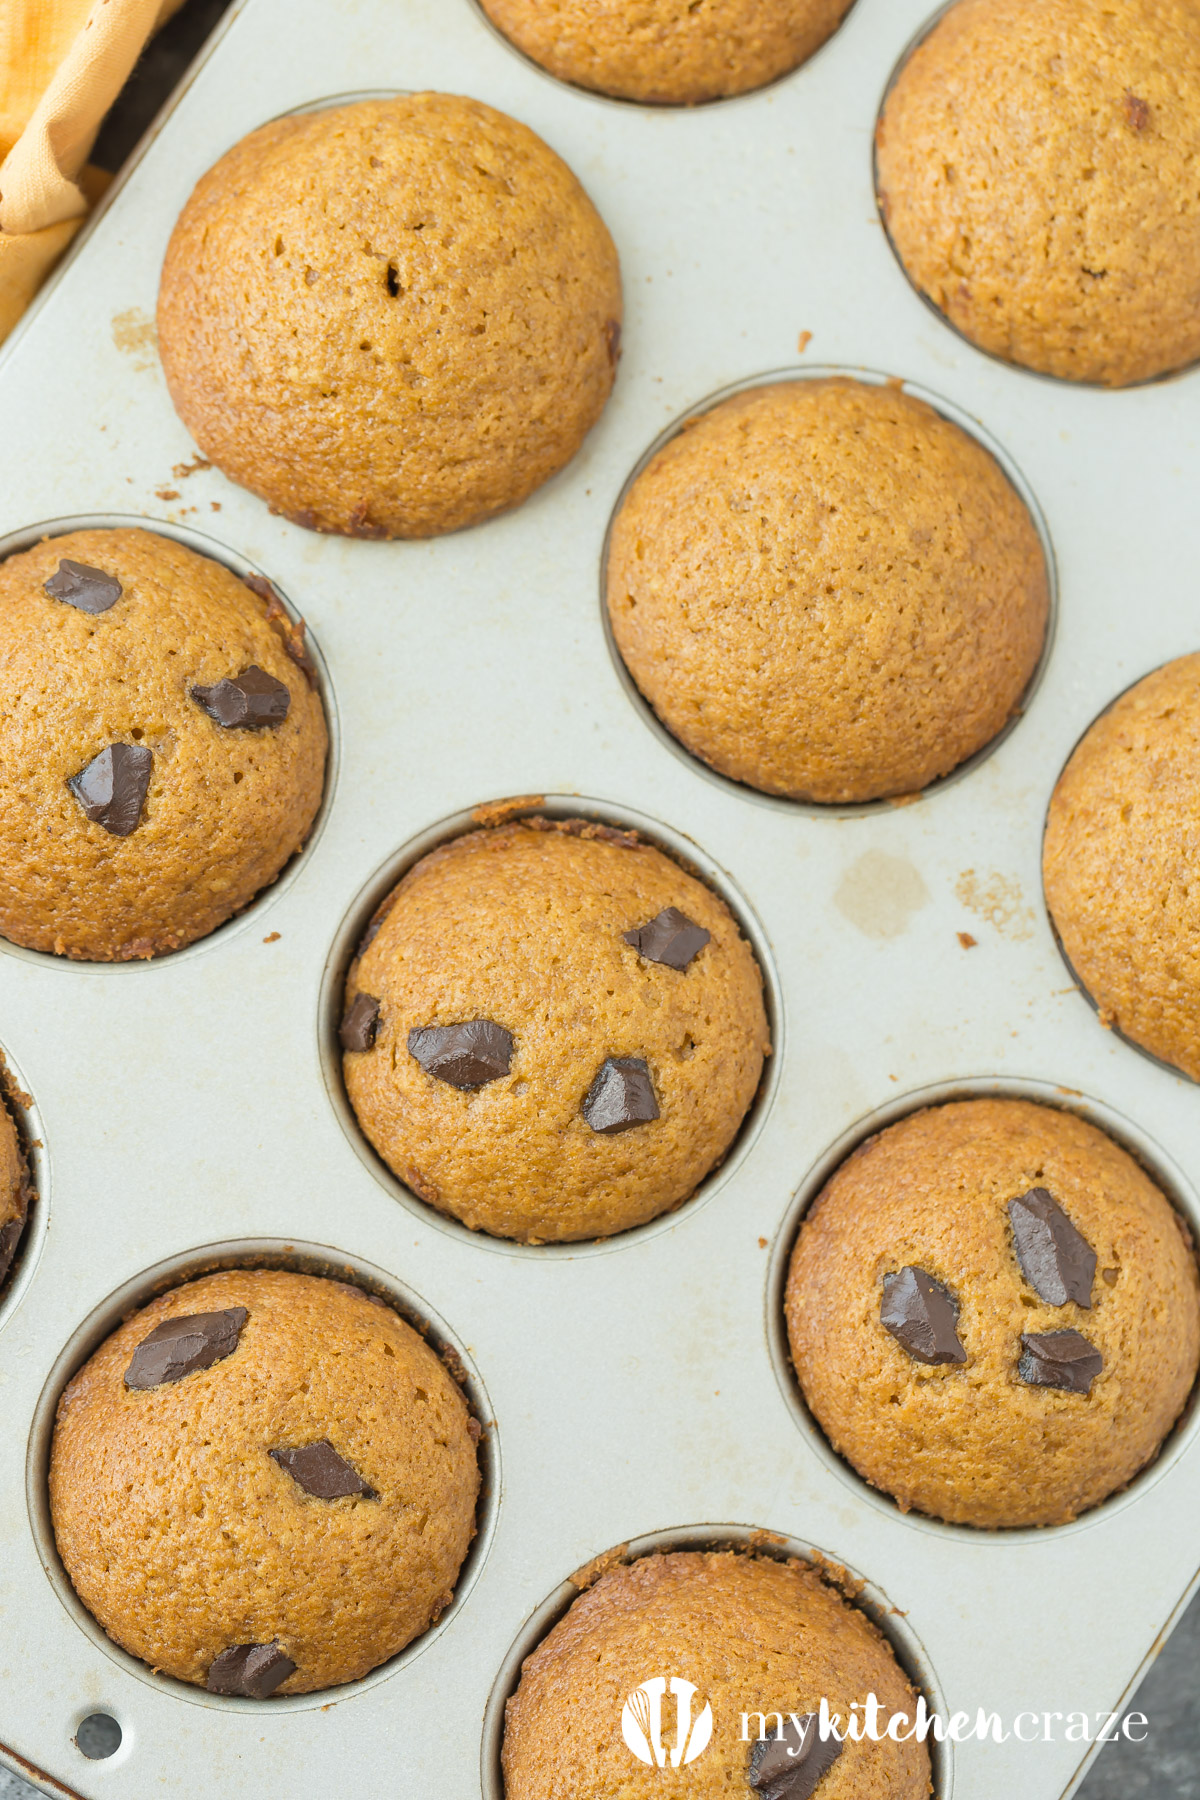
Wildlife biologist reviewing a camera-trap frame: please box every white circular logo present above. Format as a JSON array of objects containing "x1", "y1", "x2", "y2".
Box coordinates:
[{"x1": 621, "y1": 1677, "x2": 714, "y2": 1768}]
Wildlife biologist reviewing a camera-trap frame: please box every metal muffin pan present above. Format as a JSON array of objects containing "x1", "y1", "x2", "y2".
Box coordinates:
[{"x1": 1, "y1": 0, "x2": 1198, "y2": 1795}]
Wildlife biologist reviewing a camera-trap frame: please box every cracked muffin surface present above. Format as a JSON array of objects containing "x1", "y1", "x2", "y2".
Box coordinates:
[
  {"x1": 0, "y1": 527, "x2": 327, "y2": 961},
  {"x1": 875, "y1": 0, "x2": 1200, "y2": 386},
  {"x1": 157, "y1": 93, "x2": 622, "y2": 537},
  {"x1": 342, "y1": 819, "x2": 769, "y2": 1242},
  {"x1": 607, "y1": 378, "x2": 1047, "y2": 802},
  {"x1": 786, "y1": 1099, "x2": 1200, "y2": 1527},
  {"x1": 50, "y1": 1269, "x2": 480, "y2": 1695}
]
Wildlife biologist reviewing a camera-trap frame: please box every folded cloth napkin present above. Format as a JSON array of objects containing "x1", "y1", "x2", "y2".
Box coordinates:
[{"x1": 0, "y1": 0, "x2": 182, "y2": 343}]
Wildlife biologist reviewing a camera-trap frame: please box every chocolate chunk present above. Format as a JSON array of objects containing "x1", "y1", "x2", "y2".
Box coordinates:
[
  {"x1": 270, "y1": 1440, "x2": 377, "y2": 1500},
  {"x1": 0, "y1": 1218, "x2": 22, "y2": 1284},
  {"x1": 605, "y1": 318, "x2": 622, "y2": 364},
  {"x1": 124, "y1": 1306, "x2": 248, "y2": 1390},
  {"x1": 1008, "y1": 1187, "x2": 1096, "y2": 1308},
  {"x1": 340, "y1": 993, "x2": 381, "y2": 1053},
  {"x1": 880, "y1": 1267, "x2": 966, "y2": 1365},
  {"x1": 623, "y1": 906, "x2": 711, "y2": 971},
  {"x1": 408, "y1": 1020, "x2": 514, "y2": 1089},
  {"x1": 44, "y1": 558, "x2": 122, "y2": 613},
  {"x1": 749, "y1": 1715, "x2": 844, "y2": 1800},
  {"x1": 207, "y1": 1642, "x2": 296, "y2": 1699},
  {"x1": 1018, "y1": 1330, "x2": 1103, "y2": 1394},
  {"x1": 582, "y1": 1056, "x2": 659, "y2": 1134},
  {"x1": 192, "y1": 665, "x2": 290, "y2": 729},
  {"x1": 67, "y1": 743, "x2": 152, "y2": 836},
  {"x1": 1123, "y1": 90, "x2": 1151, "y2": 131}
]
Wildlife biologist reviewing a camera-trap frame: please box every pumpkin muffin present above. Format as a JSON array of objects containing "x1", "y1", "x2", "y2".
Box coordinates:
[
  {"x1": 50, "y1": 1270, "x2": 481, "y2": 1696},
  {"x1": 1044, "y1": 654, "x2": 1200, "y2": 1081},
  {"x1": 158, "y1": 93, "x2": 622, "y2": 538},
  {"x1": 607, "y1": 378, "x2": 1048, "y2": 802},
  {"x1": 875, "y1": 0, "x2": 1200, "y2": 387},
  {"x1": 0, "y1": 527, "x2": 327, "y2": 961},
  {"x1": 479, "y1": 0, "x2": 854, "y2": 106},
  {"x1": 502, "y1": 1551, "x2": 931, "y2": 1798},
  {"x1": 0, "y1": 1093, "x2": 28, "y2": 1289},
  {"x1": 341, "y1": 817, "x2": 769, "y2": 1242},
  {"x1": 786, "y1": 1099, "x2": 1200, "y2": 1527}
]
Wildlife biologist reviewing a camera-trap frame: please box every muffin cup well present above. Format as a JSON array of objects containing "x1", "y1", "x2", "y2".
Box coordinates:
[
  {"x1": 0, "y1": 513, "x2": 338, "y2": 971},
  {"x1": 766, "y1": 1075, "x2": 1200, "y2": 1539},
  {"x1": 0, "y1": 1039, "x2": 48, "y2": 1334},
  {"x1": 600, "y1": 365, "x2": 1057, "y2": 816},
  {"x1": 319, "y1": 793, "x2": 783, "y2": 1257},
  {"x1": 479, "y1": 1522, "x2": 950, "y2": 1800},
  {"x1": 26, "y1": 1238, "x2": 499, "y2": 1711}
]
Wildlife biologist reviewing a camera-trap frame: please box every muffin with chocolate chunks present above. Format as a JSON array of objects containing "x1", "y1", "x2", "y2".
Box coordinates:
[
  {"x1": 875, "y1": 0, "x2": 1200, "y2": 386},
  {"x1": 502, "y1": 1550, "x2": 931, "y2": 1798},
  {"x1": 0, "y1": 1091, "x2": 29, "y2": 1290},
  {"x1": 50, "y1": 1270, "x2": 481, "y2": 1695},
  {"x1": 1044, "y1": 654, "x2": 1200, "y2": 1082},
  {"x1": 0, "y1": 528, "x2": 327, "y2": 960},
  {"x1": 478, "y1": 0, "x2": 855, "y2": 106},
  {"x1": 158, "y1": 94, "x2": 622, "y2": 538},
  {"x1": 786, "y1": 1099, "x2": 1200, "y2": 1527},
  {"x1": 607, "y1": 378, "x2": 1048, "y2": 803},
  {"x1": 342, "y1": 817, "x2": 769, "y2": 1242}
]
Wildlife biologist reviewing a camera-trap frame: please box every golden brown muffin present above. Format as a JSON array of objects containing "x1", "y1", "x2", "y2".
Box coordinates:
[
  {"x1": 0, "y1": 1094, "x2": 27, "y2": 1288},
  {"x1": 1044, "y1": 655, "x2": 1200, "y2": 1080},
  {"x1": 607, "y1": 378, "x2": 1048, "y2": 803},
  {"x1": 502, "y1": 1551, "x2": 932, "y2": 1798},
  {"x1": 479, "y1": 0, "x2": 853, "y2": 105},
  {"x1": 158, "y1": 94, "x2": 622, "y2": 539},
  {"x1": 0, "y1": 528, "x2": 327, "y2": 961},
  {"x1": 875, "y1": 0, "x2": 1200, "y2": 387},
  {"x1": 50, "y1": 1270, "x2": 481, "y2": 1696},
  {"x1": 342, "y1": 818, "x2": 769, "y2": 1242},
  {"x1": 786, "y1": 1099, "x2": 1200, "y2": 1528}
]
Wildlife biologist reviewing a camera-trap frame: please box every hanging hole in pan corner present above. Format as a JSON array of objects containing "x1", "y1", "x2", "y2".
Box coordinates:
[{"x1": 75, "y1": 1712, "x2": 122, "y2": 1759}]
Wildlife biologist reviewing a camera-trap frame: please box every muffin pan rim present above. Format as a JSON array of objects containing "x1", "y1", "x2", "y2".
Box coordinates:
[
  {"x1": 0, "y1": 1039, "x2": 49, "y2": 1342},
  {"x1": 599, "y1": 361, "x2": 1059, "y2": 818},
  {"x1": 764, "y1": 1072, "x2": 1200, "y2": 1542},
  {"x1": 24, "y1": 1237, "x2": 501, "y2": 1714},
  {"x1": 0, "y1": 511, "x2": 341, "y2": 975}
]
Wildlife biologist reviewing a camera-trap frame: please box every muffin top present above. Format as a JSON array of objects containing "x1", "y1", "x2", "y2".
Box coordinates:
[
  {"x1": 786, "y1": 1099, "x2": 1200, "y2": 1527},
  {"x1": 502, "y1": 1550, "x2": 931, "y2": 1798},
  {"x1": 49, "y1": 1270, "x2": 481, "y2": 1695},
  {"x1": 607, "y1": 378, "x2": 1048, "y2": 802},
  {"x1": 342, "y1": 818, "x2": 769, "y2": 1242},
  {"x1": 479, "y1": 0, "x2": 853, "y2": 105},
  {"x1": 876, "y1": 0, "x2": 1200, "y2": 386},
  {"x1": 0, "y1": 528, "x2": 327, "y2": 961},
  {"x1": 0, "y1": 1096, "x2": 26, "y2": 1287},
  {"x1": 1044, "y1": 654, "x2": 1200, "y2": 1081},
  {"x1": 158, "y1": 94, "x2": 622, "y2": 539}
]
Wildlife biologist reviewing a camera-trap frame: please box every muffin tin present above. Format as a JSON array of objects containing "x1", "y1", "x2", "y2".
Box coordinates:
[{"x1": 1, "y1": 0, "x2": 1199, "y2": 1795}]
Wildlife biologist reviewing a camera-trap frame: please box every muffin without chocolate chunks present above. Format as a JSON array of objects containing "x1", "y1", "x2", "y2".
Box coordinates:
[
  {"x1": 158, "y1": 94, "x2": 622, "y2": 538},
  {"x1": 342, "y1": 818, "x2": 769, "y2": 1242},
  {"x1": 0, "y1": 528, "x2": 327, "y2": 960},
  {"x1": 786, "y1": 1099, "x2": 1200, "y2": 1527},
  {"x1": 479, "y1": 0, "x2": 854, "y2": 105},
  {"x1": 1044, "y1": 655, "x2": 1200, "y2": 1081},
  {"x1": 607, "y1": 378, "x2": 1048, "y2": 802},
  {"x1": 875, "y1": 0, "x2": 1200, "y2": 386},
  {"x1": 502, "y1": 1551, "x2": 931, "y2": 1799},
  {"x1": 49, "y1": 1270, "x2": 480, "y2": 1695}
]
